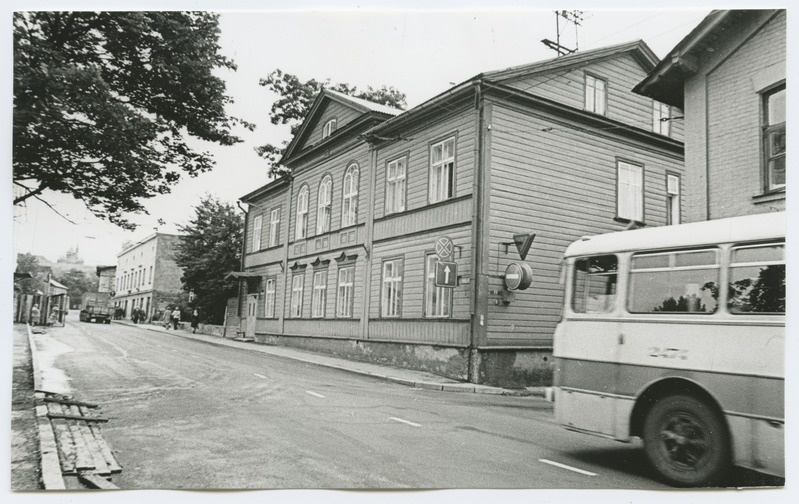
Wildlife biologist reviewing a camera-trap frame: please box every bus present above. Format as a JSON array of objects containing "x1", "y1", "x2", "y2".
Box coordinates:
[{"x1": 552, "y1": 211, "x2": 785, "y2": 487}]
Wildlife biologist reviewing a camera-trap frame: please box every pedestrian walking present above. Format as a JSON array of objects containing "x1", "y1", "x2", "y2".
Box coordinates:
[
  {"x1": 190, "y1": 309, "x2": 199, "y2": 334},
  {"x1": 171, "y1": 306, "x2": 181, "y2": 330},
  {"x1": 30, "y1": 304, "x2": 40, "y2": 326},
  {"x1": 131, "y1": 308, "x2": 139, "y2": 324}
]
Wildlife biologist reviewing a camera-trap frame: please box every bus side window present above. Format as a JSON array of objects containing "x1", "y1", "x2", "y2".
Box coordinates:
[
  {"x1": 572, "y1": 255, "x2": 618, "y2": 314},
  {"x1": 628, "y1": 249, "x2": 719, "y2": 314},
  {"x1": 728, "y1": 243, "x2": 785, "y2": 314}
]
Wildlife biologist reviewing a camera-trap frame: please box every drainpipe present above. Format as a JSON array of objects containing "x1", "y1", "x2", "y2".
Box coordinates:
[{"x1": 237, "y1": 200, "x2": 248, "y2": 318}]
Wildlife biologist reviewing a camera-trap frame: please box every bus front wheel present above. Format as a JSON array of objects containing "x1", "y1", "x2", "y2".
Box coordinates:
[{"x1": 642, "y1": 394, "x2": 730, "y2": 487}]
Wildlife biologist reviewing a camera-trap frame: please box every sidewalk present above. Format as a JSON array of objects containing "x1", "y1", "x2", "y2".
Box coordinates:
[{"x1": 114, "y1": 319, "x2": 546, "y2": 397}]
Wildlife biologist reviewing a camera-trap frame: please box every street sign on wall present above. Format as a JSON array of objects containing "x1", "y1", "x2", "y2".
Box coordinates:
[
  {"x1": 435, "y1": 261, "x2": 458, "y2": 288},
  {"x1": 434, "y1": 236, "x2": 454, "y2": 261}
]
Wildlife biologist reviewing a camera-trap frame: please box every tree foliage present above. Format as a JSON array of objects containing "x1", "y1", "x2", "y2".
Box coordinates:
[
  {"x1": 174, "y1": 195, "x2": 243, "y2": 324},
  {"x1": 15, "y1": 253, "x2": 49, "y2": 295},
  {"x1": 13, "y1": 11, "x2": 254, "y2": 229},
  {"x1": 55, "y1": 268, "x2": 99, "y2": 308},
  {"x1": 257, "y1": 69, "x2": 407, "y2": 177}
]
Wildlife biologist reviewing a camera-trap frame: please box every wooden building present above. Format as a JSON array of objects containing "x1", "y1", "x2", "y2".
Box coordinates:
[
  {"x1": 634, "y1": 10, "x2": 785, "y2": 222},
  {"x1": 237, "y1": 41, "x2": 685, "y2": 386}
]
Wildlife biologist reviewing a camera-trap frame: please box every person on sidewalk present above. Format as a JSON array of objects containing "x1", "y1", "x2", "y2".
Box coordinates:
[
  {"x1": 30, "y1": 304, "x2": 40, "y2": 326},
  {"x1": 190, "y1": 309, "x2": 199, "y2": 334},
  {"x1": 171, "y1": 306, "x2": 181, "y2": 330}
]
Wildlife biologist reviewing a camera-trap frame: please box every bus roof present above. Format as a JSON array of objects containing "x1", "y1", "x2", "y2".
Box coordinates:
[{"x1": 563, "y1": 212, "x2": 785, "y2": 258}]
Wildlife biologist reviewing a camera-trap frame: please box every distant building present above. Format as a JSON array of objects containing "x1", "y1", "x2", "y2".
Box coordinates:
[
  {"x1": 235, "y1": 41, "x2": 685, "y2": 387},
  {"x1": 96, "y1": 265, "x2": 117, "y2": 293},
  {"x1": 634, "y1": 9, "x2": 786, "y2": 221},
  {"x1": 112, "y1": 233, "x2": 184, "y2": 320}
]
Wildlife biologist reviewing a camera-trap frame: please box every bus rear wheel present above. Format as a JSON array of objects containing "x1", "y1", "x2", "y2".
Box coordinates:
[{"x1": 642, "y1": 394, "x2": 730, "y2": 487}]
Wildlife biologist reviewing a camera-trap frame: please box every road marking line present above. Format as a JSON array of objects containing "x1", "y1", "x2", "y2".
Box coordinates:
[
  {"x1": 253, "y1": 373, "x2": 267, "y2": 379},
  {"x1": 388, "y1": 417, "x2": 421, "y2": 428},
  {"x1": 306, "y1": 391, "x2": 325, "y2": 398},
  {"x1": 538, "y1": 459, "x2": 597, "y2": 477}
]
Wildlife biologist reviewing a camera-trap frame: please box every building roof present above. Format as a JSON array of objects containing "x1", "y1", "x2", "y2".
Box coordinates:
[
  {"x1": 117, "y1": 232, "x2": 182, "y2": 257},
  {"x1": 367, "y1": 40, "x2": 659, "y2": 139},
  {"x1": 239, "y1": 176, "x2": 290, "y2": 204},
  {"x1": 280, "y1": 88, "x2": 403, "y2": 166},
  {"x1": 483, "y1": 39, "x2": 658, "y2": 81},
  {"x1": 564, "y1": 211, "x2": 785, "y2": 258},
  {"x1": 633, "y1": 10, "x2": 756, "y2": 108},
  {"x1": 324, "y1": 89, "x2": 403, "y2": 116}
]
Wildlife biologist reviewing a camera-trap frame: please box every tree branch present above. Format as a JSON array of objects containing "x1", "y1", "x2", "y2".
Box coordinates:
[
  {"x1": 32, "y1": 193, "x2": 77, "y2": 225},
  {"x1": 13, "y1": 180, "x2": 46, "y2": 205}
]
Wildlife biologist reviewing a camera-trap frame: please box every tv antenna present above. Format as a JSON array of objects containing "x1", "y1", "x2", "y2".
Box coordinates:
[{"x1": 542, "y1": 10, "x2": 584, "y2": 57}]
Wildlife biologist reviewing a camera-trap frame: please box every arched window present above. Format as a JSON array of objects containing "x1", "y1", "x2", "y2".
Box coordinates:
[
  {"x1": 317, "y1": 175, "x2": 332, "y2": 234},
  {"x1": 322, "y1": 119, "x2": 337, "y2": 139},
  {"x1": 295, "y1": 185, "x2": 309, "y2": 240},
  {"x1": 342, "y1": 163, "x2": 359, "y2": 227}
]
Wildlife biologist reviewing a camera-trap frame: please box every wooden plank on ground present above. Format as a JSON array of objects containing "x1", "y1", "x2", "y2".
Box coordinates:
[
  {"x1": 44, "y1": 396, "x2": 99, "y2": 408},
  {"x1": 50, "y1": 418, "x2": 77, "y2": 475},
  {"x1": 79, "y1": 406, "x2": 123, "y2": 474},
  {"x1": 47, "y1": 413, "x2": 109, "y2": 423},
  {"x1": 78, "y1": 472, "x2": 119, "y2": 490},
  {"x1": 66, "y1": 419, "x2": 94, "y2": 471}
]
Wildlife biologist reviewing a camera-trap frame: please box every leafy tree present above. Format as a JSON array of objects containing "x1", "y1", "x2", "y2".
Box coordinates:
[
  {"x1": 55, "y1": 268, "x2": 99, "y2": 308},
  {"x1": 15, "y1": 253, "x2": 49, "y2": 295},
  {"x1": 174, "y1": 195, "x2": 243, "y2": 324},
  {"x1": 13, "y1": 12, "x2": 254, "y2": 229},
  {"x1": 257, "y1": 69, "x2": 407, "y2": 177}
]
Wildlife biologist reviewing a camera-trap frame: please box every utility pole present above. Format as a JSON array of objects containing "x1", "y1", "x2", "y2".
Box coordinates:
[{"x1": 541, "y1": 10, "x2": 584, "y2": 57}]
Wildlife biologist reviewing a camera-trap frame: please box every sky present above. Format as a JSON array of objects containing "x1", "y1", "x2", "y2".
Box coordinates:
[{"x1": 6, "y1": 1, "x2": 721, "y2": 269}]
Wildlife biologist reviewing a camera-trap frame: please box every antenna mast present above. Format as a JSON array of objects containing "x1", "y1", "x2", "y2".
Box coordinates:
[{"x1": 542, "y1": 10, "x2": 584, "y2": 57}]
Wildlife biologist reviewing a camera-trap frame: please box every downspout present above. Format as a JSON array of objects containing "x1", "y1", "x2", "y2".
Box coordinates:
[
  {"x1": 469, "y1": 78, "x2": 487, "y2": 383},
  {"x1": 237, "y1": 200, "x2": 249, "y2": 319}
]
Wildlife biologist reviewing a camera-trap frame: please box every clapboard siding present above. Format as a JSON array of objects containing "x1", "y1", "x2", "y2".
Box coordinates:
[
  {"x1": 244, "y1": 246, "x2": 284, "y2": 269},
  {"x1": 373, "y1": 196, "x2": 471, "y2": 242},
  {"x1": 245, "y1": 193, "x2": 286, "y2": 255},
  {"x1": 288, "y1": 142, "x2": 371, "y2": 249},
  {"x1": 242, "y1": 263, "x2": 285, "y2": 320},
  {"x1": 485, "y1": 101, "x2": 684, "y2": 346},
  {"x1": 369, "y1": 225, "x2": 472, "y2": 343},
  {"x1": 501, "y1": 54, "x2": 684, "y2": 142},
  {"x1": 369, "y1": 320, "x2": 470, "y2": 347},
  {"x1": 299, "y1": 100, "x2": 364, "y2": 153},
  {"x1": 283, "y1": 252, "x2": 365, "y2": 322},
  {"x1": 373, "y1": 108, "x2": 476, "y2": 220},
  {"x1": 283, "y1": 319, "x2": 361, "y2": 339}
]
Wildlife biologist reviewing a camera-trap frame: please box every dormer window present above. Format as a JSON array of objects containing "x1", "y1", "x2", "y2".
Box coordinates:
[{"x1": 322, "y1": 119, "x2": 337, "y2": 139}]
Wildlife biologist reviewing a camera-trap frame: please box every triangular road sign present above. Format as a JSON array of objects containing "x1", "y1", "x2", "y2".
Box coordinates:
[{"x1": 513, "y1": 233, "x2": 536, "y2": 261}]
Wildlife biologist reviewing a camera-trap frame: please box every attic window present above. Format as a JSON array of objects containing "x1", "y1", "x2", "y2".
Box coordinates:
[
  {"x1": 585, "y1": 74, "x2": 607, "y2": 116},
  {"x1": 322, "y1": 119, "x2": 337, "y2": 139}
]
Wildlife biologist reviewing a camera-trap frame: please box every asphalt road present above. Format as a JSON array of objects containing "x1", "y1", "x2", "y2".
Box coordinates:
[{"x1": 32, "y1": 314, "x2": 728, "y2": 490}]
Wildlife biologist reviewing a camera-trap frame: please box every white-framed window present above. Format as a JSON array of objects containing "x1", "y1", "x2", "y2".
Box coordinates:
[
  {"x1": 429, "y1": 137, "x2": 455, "y2": 203},
  {"x1": 585, "y1": 74, "x2": 607, "y2": 115},
  {"x1": 322, "y1": 118, "x2": 337, "y2": 139},
  {"x1": 336, "y1": 266, "x2": 354, "y2": 318},
  {"x1": 666, "y1": 173, "x2": 680, "y2": 226},
  {"x1": 342, "y1": 163, "x2": 359, "y2": 227},
  {"x1": 386, "y1": 157, "x2": 407, "y2": 214},
  {"x1": 251, "y1": 214, "x2": 263, "y2": 252},
  {"x1": 381, "y1": 258, "x2": 403, "y2": 318},
  {"x1": 295, "y1": 185, "x2": 309, "y2": 240},
  {"x1": 424, "y1": 254, "x2": 451, "y2": 318},
  {"x1": 290, "y1": 273, "x2": 304, "y2": 318},
  {"x1": 763, "y1": 85, "x2": 786, "y2": 191},
  {"x1": 317, "y1": 175, "x2": 332, "y2": 235},
  {"x1": 268, "y1": 208, "x2": 280, "y2": 247},
  {"x1": 264, "y1": 277, "x2": 276, "y2": 318},
  {"x1": 311, "y1": 270, "x2": 327, "y2": 318},
  {"x1": 617, "y1": 160, "x2": 644, "y2": 222},
  {"x1": 653, "y1": 100, "x2": 672, "y2": 136}
]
